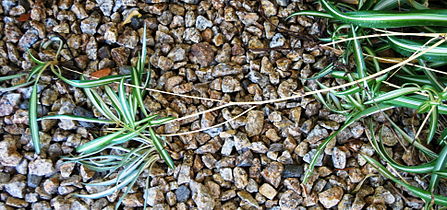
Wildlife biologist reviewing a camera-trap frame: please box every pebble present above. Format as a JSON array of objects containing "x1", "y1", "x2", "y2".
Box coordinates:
[
  {"x1": 261, "y1": 162, "x2": 283, "y2": 188},
  {"x1": 245, "y1": 110, "x2": 264, "y2": 137},
  {"x1": 259, "y1": 183, "x2": 277, "y2": 199},
  {"x1": 190, "y1": 42, "x2": 215, "y2": 67},
  {"x1": 5, "y1": 174, "x2": 26, "y2": 198},
  {"x1": 233, "y1": 167, "x2": 248, "y2": 189},
  {"x1": 332, "y1": 147, "x2": 347, "y2": 169},
  {"x1": 237, "y1": 191, "x2": 260, "y2": 208},
  {"x1": 318, "y1": 186, "x2": 344, "y2": 208},
  {"x1": 28, "y1": 159, "x2": 55, "y2": 177},
  {"x1": 146, "y1": 187, "x2": 165, "y2": 206},
  {"x1": 176, "y1": 185, "x2": 191, "y2": 203},
  {"x1": 280, "y1": 190, "x2": 303, "y2": 209},
  {"x1": 196, "y1": 15, "x2": 213, "y2": 31},
  {"x1": 190, "y1": 181, "x2": 216, "y2": 210},
  {"x1": 0, "y1": 137, "x2": 22, "y2": 167}
]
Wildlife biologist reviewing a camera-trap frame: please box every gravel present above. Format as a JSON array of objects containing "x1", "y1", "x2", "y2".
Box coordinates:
[{"x1": 0, "y1": 0, "x2": 426, "y2": 209}]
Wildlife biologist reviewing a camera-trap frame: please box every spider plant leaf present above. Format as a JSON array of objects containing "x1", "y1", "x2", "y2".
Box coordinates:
[
  {"x1": 135, "y1": 114, "x2": 159, "y2": 126},
  {"x1": 364, "y1": 87, "x2": 420, "y2": 105},
  {"x1": 396, "y1": 75, "x2": 447, "y2": 87},
  {"x1": 0, "y1": 73, "x2": 27, "y2": 82},
  {"x1": 27, "y1": 64, "x2": 45, "y2": 82},
  {"x1": 386, "y1": 95, "x2": 447, "y2": 114},
  {"x1": 335, "y1": 85, "x2": 363, "y2": 96},
  {"x1": 388, "y1": 36, "x2": 447, "y2": 62},
  {"x1": 28, "y1": 51, "x2": 45, "y2": 65},
  {"x1": 373, "y1": 0, "x2": 407, "y2": 10},
  {"x1": 149, "y1": 116, "x2": 176, "y2": 125},
  {"x1": 385, "y1": 114, "x2": 438, "y2": 158},
  {"x1": 131, "y1": 66, "x2": 148, "y2": 116},
  {"x1": 118, "y1": 78, "x2": 135, "y2": 128},
  {"x1": 38, "y1": 115, "x2": 113, "y2": 124},
  {"x1": 306, "y1": 63, "x2": 335, "y2": 80},
  {"x1": 29, "y1": 83, "x2": 41, "y2": 154},
  {"x1": 54, "y1": 69, "x2": 131, "y2": 88},
  {"x1": 427, "y1": 105, "x2": 438, "y2": 144},
  {"x1": 350, "y1": 25, "x2": 367, "y2": 81},
  {"x1": 321, "y1": 0, "x2": 447, "y2": 28},
  {"x1": 434, "y1": 170, "x2": 447, "y2": 178},
  {"x1": 287, "y1": 11, "x2": 334, "y2": 19},
  {"x1": 76, "y1": 129, "x2": 126, "y2": 154},
  {"x1": 0, "y1": 80, "x2": 35, "y2": 92},
  {"x1": 84, "y1": 87, "x2": 120, "y2": 122},
  {"x1": 362, "y1": 154, "x2": 447, "y2": 206},
  {"x1": 110, "y1": 124, "x2": 151, "y2": 145},
  {"x1": 370, "y1": 126, "x2": 438, "y2": 173},
  {"x1": 75, "y1": 169, "x2": 139, "y2": 199},
  {"x1": 429, "y1": 145, "x2": 447, "y2": 193},
  {"x1": 302, "y1": 104, "x2": 394, "y2": 183},
  {"x1": 149, "y1": 127, "x2": 175, "y2": 169},
  {"x1": 417, "y1": 101, "x2": 432, "y2": 113}
]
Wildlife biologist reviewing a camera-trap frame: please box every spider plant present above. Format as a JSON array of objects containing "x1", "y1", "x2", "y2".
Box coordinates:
[
  {"x1": 0, "y1": 37, "x2": 130, "y2": 154},
  {"x1": 37, "y1": 25, "x2": 175, "y2": 209},
  {"x1": 290, "y1": 0, "x2": 447, "y2": 207}
]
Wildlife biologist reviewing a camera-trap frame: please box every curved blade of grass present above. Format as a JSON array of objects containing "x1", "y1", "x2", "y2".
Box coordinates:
[
  {"x1": 351, "y1": 25, "x2": 367, "y2": 81},
  {"x1": 118, "y1": 78, "x2": 134, "y2": 128},
  {"x1": 27, "y1": 64, "x2": 45, "y2": 82},
  {"x1": 387, "y1": 95, "x2": 447, "y2": 114},
  {"x1": 287, "y1": 11, "x2": 334, "y2": 19},
  {"x1": 364, "y1": 87, "x2": 420, "y2": 105},
  {"x1": 76, "y1": 129, "x2": 126, "y2": 154},
  {"x1": 53, "y1": 66, "x2": 131, "y2": 88},
  {"x1": 148, "y1": 127, "x2": 174, "y2": 169},
  {"x1": 388, "y1": 36, "x2": 447, "y2": 62},
  {"x1": 427, "y1": 105, "x2": 438, "y2": 144},
  {"x1": 28, "y1": 51, "x2": 45, "y2": 65},
  {"x1": 384, "y1": 114, "x2": 438, "y2": 158},
  {"x1": 131, "y1": 66, "x2": 147, "y2": 116},
  {"x1": 84, "y1": 87, "x2": 120, "y2": 122},
  {"x1": 429, "y1": 145, "x2": 447, "y2": 193},
  {"x1": 149, "y1": 116, "x2": 176, "y2": 125},
  {"x1": 302, "y1": 104, "x2": 394, "y2": 183},
  {"x1": 29, "y1": 83, "x2": 40, "y2": 154},
  {"x1": 0, "y1": 80, "x2": 34, "y2": 92},
  {"x1": 0, "y1": 73, "x2": 27, "y2": 82},
  {"x1": 75, "y1": 169, "x2": 139, "y2": 199},
  {"x1": 306, "y1": 63, "x2": 335, "y2": 80},
  {"x1": 38, "y1": 115, "x2": 113, "y2": 124},
  {"x1": 321, "y1": 0, "x2": 447, "y2": 28},
  {"x1": 369, "y1": 124, "x2": 438, "y2": 173},
  {"x1": 362, "y1": 154, "x2": 447, "y2": 206}
]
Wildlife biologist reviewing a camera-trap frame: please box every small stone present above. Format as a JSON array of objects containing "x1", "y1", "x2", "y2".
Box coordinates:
[
  {"x1": 146, "y1": 187, "x2": 165, "y2": 206},
  {"x1": 332, "y1": 147, "x2": 347, "y2": 169},
  {"x1": 158, "y1": 56, "x2": 174, "y2": 71},
  {"x1": 111, "y1": 47, "x2": 130, "y2": 66},
  {"x1": 190, "y1": 181, "x2": 216, "y2": 210},
  {"x1": 245, "y1": 110, "x2": 264, "y2": 137},
  {"x1": 196, "y1": 15, "x2": 212, "y2": 31},
  {"x1": 259, "y1": 183, "x2": 277, "y2": 199},
  {"x1": 123, "y1": 193, "x2": 144, "y2": 207},
  {"x1": 261, "y1": 0, "x2": 277, "y2": 17},
  {"x1": 282, "y1": 165, "x2": 303, "y2": 178},
  {"x1": 270, "y1": 33, "x2": 285, "y2": 48},
  {"x1": 381, "y1": 126, "x2": 398, "y2": 146},
  {"x1": 6, "y1": 197, "x2": 28, "y2": 208},
  {"x1": 303, "y1": 149, "x2": 323, "y2": 166},
  {"x1": 177, "y1": 165, "x2": 191, "y2": 185},
  {"x1": 5, "y1": 175, "x2": 26, "y2": 198},
  {"x1": 261, "y1": 162, "x2": 283, "y2": 188},
  {"x1": 28, "y1": 159, "x2": 55, "y2": 177},
  {"x1": 190, "y1": 42, "x2": 215, "y2": 67},
  {"x1": 237, "y1": 12, "x2": 259, "y2": 26},
  {"x1": 43, "y1": 177, "x2": 59, "y2": 194},
  {"x1": 234, "y1": 167, "x2": 248, "y2": 189},
  {"x1": 176, "y1": 185, "x2": 191, "y2": 203},
  {"x1": 220, "y1": 168, "x2": 233, "y2": 182},
  {"x1": 318, "y1": 186, "x2": 344, "y2": 208},
  {"x1": 306, "y1": 125, "x2": 329, "y2": 144},
  {"x1": 221, "y1": 76, "x2": 242, "y2": 93},
  {"x1": 80, "y1": 13, "x2": 100, "y2": 34},
  {"x1": 280, "y1": 190, "x2": 303, "y2": 209},
  {"x1": 250, "y1": 142, "x2": 268, "y2": 153},
  {"x1": 0, "y1": 138, "x2": 22, "y2": 167},
  {"x1": 237, "y1": 191, "x2": 260, "y2": 208},
  {"x1": 221, "y1": 139, "x2": 234, "y2": 156},
  {"x1": 0, "y1": 93, "x2": 21, "y2": 117}
]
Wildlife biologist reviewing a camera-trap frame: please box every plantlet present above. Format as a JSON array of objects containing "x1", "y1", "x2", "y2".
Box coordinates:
[{"x1": 290, "y1": 0, "x2": 447, "y2": 207}]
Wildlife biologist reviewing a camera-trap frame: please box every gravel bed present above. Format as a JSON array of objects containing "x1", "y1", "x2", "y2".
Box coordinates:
[{"x1": 0, "y1": 0, "x2": 427, "y2": 209}]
